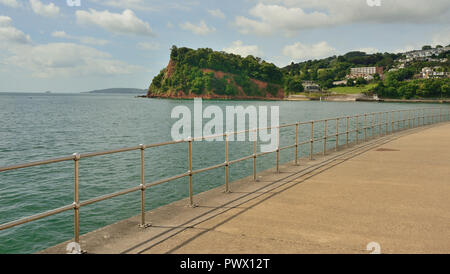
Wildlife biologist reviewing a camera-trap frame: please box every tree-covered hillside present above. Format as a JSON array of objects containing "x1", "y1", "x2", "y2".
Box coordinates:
[
  {"x1": 148, "y1": 46, "x2": 284, "y2": 99},
  {"x1": 148, "y1": 46, "x2": 450, "y2": 99},
  {"x1": 282, "y1": 51, "x2": 402, "y2": 89}
]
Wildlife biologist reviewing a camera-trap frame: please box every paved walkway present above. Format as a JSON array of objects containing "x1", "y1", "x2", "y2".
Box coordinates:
[{"x1": 42, "y1": 123, "x2": 450, "y2": 254}]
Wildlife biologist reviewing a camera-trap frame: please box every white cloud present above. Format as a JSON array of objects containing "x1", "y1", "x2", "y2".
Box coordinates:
[
  {"x1": 76, "y1": 9, "x2": 155, "y2": 36},
  {"x1": 0, "y1": 0, "x2": 22, "y2": 8},
  {"x1": 6, "y1": 42, "x2": 141, "y2": 78},
  {"x1": 235, "y1": 16, "x2": 272, "y2": 36},
  {"x1": 29, "y1": 0, "x2": 60, "y2": 18},
  {"x1": 0, "y1": 15, "x2": 12, "y2": 26},
  {"x1": 1, "y1": 19, "x2": 140, "y2": 78},
  {"x1": 392, "y1": 28, "x2": 450, "y2": 54},
  {"x1": 89, "y1": 0, "x2": 157, "y2": 11},
  {"x1": 137, "y1": 42, "x2": 160, "y2": 50},
  {"x1": 208, "y1": 9, "x2": 226, "y2": 19},
  {"x1": 283, "y1": 41, "x2": 337, "y2": 61},
  {"x1": 51, "y1": 30, "x2": 70, "y2": 38},
  {"x1": 393, "y1": 45, "x2": 417, "y2": 54},
  {"x1": 431, "y1": 28, "x2": 450, "y2": 47},
  {"x1": 223, "y1": 40, "x2": 263, "y2": 57},
  {"x1": 180, "y1": 20, "x2": 216, "y2": 35},
  {"x1": 51, "y1": 30, "x2": 109, "y2": 46},
  {"x1": 79, "y1": 36, "x2": 110, "y2": 46},
  {"x1": 0, "y1": 16, "x2": 32, "y2": 45},
  {"x1": 235, "y1": 1, "x2": 450, "y2": 35},
  {"x1": 356, "y1": 47, "x2": 379, "y2": 54},
  {"x1": 89, "y1": 0, "x2": 199, "y2": 12},
  {"x1": 236, "y1": 3, "x2": 329, "y2": 35}
]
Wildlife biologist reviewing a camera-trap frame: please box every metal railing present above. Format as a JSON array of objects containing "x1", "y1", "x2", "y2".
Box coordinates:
[{"x1": 0, "y1": 107, "x2": 449, "y2": 248}]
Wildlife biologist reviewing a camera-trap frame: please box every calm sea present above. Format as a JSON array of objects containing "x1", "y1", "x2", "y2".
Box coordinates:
[{"x1": 0, "y1": 92, "x2": 445, "y2": 253}]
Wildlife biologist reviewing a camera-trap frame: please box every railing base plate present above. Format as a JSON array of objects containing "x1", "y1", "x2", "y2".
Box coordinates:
[{"x1": 139, "y1": 223, "x2": 152, "y2": 229}]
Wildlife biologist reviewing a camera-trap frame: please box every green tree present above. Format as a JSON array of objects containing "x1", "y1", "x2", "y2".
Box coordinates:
[
  {"x1": 286, "y1": 78, "x2": 304, "y2": 93},
  {"x1": 355, "y1": 77, "x2": 368, "y2": 86}
]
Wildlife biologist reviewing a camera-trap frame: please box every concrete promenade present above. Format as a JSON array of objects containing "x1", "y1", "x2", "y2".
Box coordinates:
[{"x1": 42, "y1": 122, "x2": 450, "y2": 254}]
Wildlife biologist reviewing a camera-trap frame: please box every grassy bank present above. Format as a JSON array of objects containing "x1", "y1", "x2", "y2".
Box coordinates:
[{"x1": 327, "y1": 83, "x2": 377, "y2": 94}]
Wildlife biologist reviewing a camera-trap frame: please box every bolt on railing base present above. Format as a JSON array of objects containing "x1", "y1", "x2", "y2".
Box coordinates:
[{"x1": 139, "y1": 223, "x2": 152, "y2": 229}]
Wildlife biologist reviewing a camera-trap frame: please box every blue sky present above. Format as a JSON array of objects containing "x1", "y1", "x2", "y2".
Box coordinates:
[{"x1": 0, "y1": 0, "x2": 449, "y2": 93}]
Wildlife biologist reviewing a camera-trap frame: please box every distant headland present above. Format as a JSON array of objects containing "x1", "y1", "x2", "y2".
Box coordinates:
[{"x1": 83, "y1": 88, "x2": 146, "y2": 94}]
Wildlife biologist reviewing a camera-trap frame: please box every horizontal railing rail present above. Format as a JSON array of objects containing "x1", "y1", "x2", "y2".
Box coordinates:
[{"x1": 0, "y1": 107, "x2": 449, "y2": 249}]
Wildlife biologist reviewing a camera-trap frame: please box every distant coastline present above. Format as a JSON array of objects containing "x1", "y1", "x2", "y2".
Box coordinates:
[{"x1": 82, "y1": 88, "x2": 146, "y2": 94}]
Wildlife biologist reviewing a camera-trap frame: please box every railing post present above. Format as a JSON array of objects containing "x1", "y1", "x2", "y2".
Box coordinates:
[
  {"x1": 431, "y1": 108, "x2": 433, "y2": 124},
  {"x1": 416, "y1": 109, "x2": 419, "y2": 127},
  {"x1": 419, "y1": 109, "x2": 422, "y2": 126},
  {"x1": 225, "y1": 133, "x2": 230, "y2": 192},
  {"x1": 424, "y1": 109, "x2": 426, "y2": 125},
  {"x1": 406, "y1": 110, "x2": 409, "y2": 128},
  {"x1": 276, "y1": 127, "x2": 280, "y2": 173},
  {"x1": 416, "y1": 109, "x2": 419, "y2": 128},
  {"x1": 295, "y1": 123, "x2": 299, "y2": 164},
  {"x1": 432, "y1": 108, "x2": 437, "y2": 124},
  {"x1": 432, "y1": 108, "x2": 435, "y2": 124},
  {"x1": 323, "y1": 120, "x2": 327, "y2": 155},
  {"x1": 310, "y1": 121, "x2": 314, "y2": 160},
  {"x1": 73, "y1": 153, "x2": 80, "y2": 245},
  {"x1": 188, "y1": 137, "x2": 195, "y2": 206},
  {"x1": 335, "y1": 118, "x2": 339, "y2": 151},
  {"x1": 364, "y1": 114, "x2": 367, "y2": 141},
  {"x1": 355, "y1": 116, "x2": 359, "y2": 143},
  {"x1": 385, "y1": 112, "x2": 388, "y2": 135},
  {"x1": 424, "y1": 108, "x2": 427, "y2": 126},
  {"x1": 409, "y1": 110, "x2": 412, "y2": 128},
  {"x1": 413, "y1": 110, "x2": 416, "y2": 128},
  {"x1": 378, "y1": 113, "x2": 381, "y2": 136},
  {"x1": 253, "y1": 129, "x2": 257, "y2": 180},
  {"x1": 391, "y1": 111, "x2": 394, "y2": 133},
  {"x1": 405, "y1": 110, "x2": 407, "y2": 128},
  {"x1": 346, "y1": 116, "x2": 349, "y2": 147},
  {"x1": 372, "y1": 113, "x2": 375, "y2": 138},
  {"x1": 423, "y1": 108, "x2": 425, "y2": 126},
  {"x1": 139, "y1": 144, "x2": 149, "y2": 228}
]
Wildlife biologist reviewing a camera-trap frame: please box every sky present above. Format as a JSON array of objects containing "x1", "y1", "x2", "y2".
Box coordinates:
[{"x1": 0, "y1": 0, "x2": 449, "y2": 93}]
